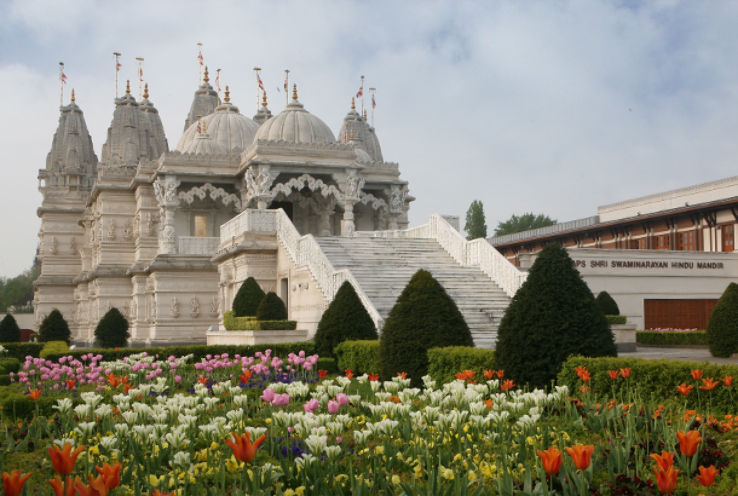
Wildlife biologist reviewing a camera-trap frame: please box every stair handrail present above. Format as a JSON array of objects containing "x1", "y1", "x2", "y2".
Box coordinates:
[
  {"x1": 366, "y1": 214, "x2": 526, "y2": 298},
  {"x1": 273, "y1": 210, "x2": 385, "y2": 329}
]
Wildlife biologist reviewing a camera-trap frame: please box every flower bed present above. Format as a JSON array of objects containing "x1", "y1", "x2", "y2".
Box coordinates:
[
  {"x1": 1, "y1": 350, "x2": 737, "y2": 494},
  {"x1": 637, "y1": 329, "x2": 709, "y2": 346}
]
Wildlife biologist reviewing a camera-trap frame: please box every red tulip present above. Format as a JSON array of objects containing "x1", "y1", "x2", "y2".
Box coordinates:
[
  {"x1": 500, "y1": 379, "x2": 515, "y2": 392},
  {"x1": 483, "y1": 369, "x2": 495, "y2": 380},
  {"x1": 397, "y1": 371, "x2": 408, "y2": 379},
  {"x1": 345, "y1": 369, "x2": 354, "y2": 380},
  {"x1": 699, "y1": 377, "x2": 719, "y2": 391},
  {"x1": 691, "y1": 369, "x2": 703, "y2": 380},
  {"x1": 650, "y1": 451, "x2": 675, "y2": 472},
  {"x1": 48, "y1": 442, "x2": 85, "y2": 476},
  {"x1": 722, "y1": 375, "x2": 733, "y2": 387},
  {"x1": 676, "y1": 383, "x2": 693, "y2": 395},
  {"x1": 607, "y1": 370, "x2": 619, "y2": 380},
  {"x1": 565, "y1": 444, "x2": 594, "y2": 470},
  {"x1": 695, "y1": 465, "x2": 719, "y2": 487},
  {"x1": 2, "y1": 470, "x2": 32, "y2": 496},
  {"x1": 619, "y1": 367, "x2": 631, "y2": 378},
  {"x1": 676, "y1": 430, "x2": 702, "y2": 457},
  {"x1": 368, "y1": 373, "x2": 379, "y2": 381},
  {"x1": 27, "y1": 388, "x2": 41, "y2": 400},
  {"x1": 654, "y1": 464, "x2": 679, "y2": 494},
  {"x1": 225, "y1": 431, "x2": 267, "y2": 463},
  {"x1": 94, "y1": 462, "x2": 122, "y2": 490},
  {"x1": 317, "y1": 369, "x2": 328, "y2": 379},
  {"x1": 239, "y1": 369, "x2": 253, "y2": 384},
  {"x1": 536, "y1": 446, "x2": 562, "y2": 475}
]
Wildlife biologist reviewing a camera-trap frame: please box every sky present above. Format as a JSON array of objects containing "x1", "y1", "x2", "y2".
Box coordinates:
[{"x1": 2, "y1": 0, "x2": 738, "y2": 278}]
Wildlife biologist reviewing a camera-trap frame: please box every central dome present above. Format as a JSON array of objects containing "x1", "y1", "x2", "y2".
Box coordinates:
[
  {"x1": 254, "y1": 87, "x2": 335, "y2": 145},
  {"x1": 176, "y1": 94, "x2": 259, "y2": 154}
]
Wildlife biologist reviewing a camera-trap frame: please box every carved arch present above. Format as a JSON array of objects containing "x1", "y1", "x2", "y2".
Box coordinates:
[{"x1": 177, "y1": 183, "x2": 242, "y2": 210}]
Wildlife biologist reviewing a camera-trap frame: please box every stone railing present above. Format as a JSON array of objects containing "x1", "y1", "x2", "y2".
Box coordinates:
[
  {"x1": 178, "y1": 237, "x2": 220, "y2": 256},
  {"x1": 368, "y1": 214, "x2": 526, "y2": 298},
  {"x1": 219, "y1": 209, "x2": 384, "y2": 329}
]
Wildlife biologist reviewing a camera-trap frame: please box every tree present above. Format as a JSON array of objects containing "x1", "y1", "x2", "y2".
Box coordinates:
[
  {"x1": 707, "y1": 282, "x2": 738, "y2": 358},
  {"x1": 380, "y1": 269, "x2": 473, "y2": 386},
  {"x1": 232, "y1": 277, "x2": 265, "y2": 317},
  {"x1": 0, "y1": 314, "x2": 21, "y2": 342},
  {"x1": 95, "y1": 307, "x2": 130, "y2": 348},
  {"x1": 314, "y1": 281, "x2": 378, "y2": 358},
  {"x1": 38, "y1": 309, "x2": 71, "y2": 344},
  {"x1": 464, "y1": 200, "x2": 488, "y2": 240},
  {"x1": 595, "y1": 291, "x2": 620, "y2": 316},
  {"x1": 256, "y1": 292, "x2": 287, "y2": 321},
  {"x1": 495, "y1": 244, "x2": 616, "y2": 389},
  {"x1": 494, "y1": 213, "x2": 557, "y2": 237}
]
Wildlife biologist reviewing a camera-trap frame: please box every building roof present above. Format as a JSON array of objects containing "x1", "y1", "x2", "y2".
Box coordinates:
[{"x1": 254, "y1": 85, "x2": 335, "y2": 145}]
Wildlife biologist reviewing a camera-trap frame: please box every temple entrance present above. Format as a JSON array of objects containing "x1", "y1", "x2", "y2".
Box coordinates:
[{"x1": 269, "y1": 201, "x2": 293, "y2": 220}]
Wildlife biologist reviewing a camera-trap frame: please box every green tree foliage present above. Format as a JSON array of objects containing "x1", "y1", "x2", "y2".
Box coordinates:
[
  {"x1": 495, "y1": 244, "x2": 616, "y2": 388},
  {"x1": 379, "y1": 269, "x2": 474, "y2": 386},
  {"x1": 494, "y1": 213, "x2": 557, "y2": 237},
  {"x1": 38, "y1": 309, "x2": 71, "y2": 344},
  {"x1": 314, "y1": 281, "x2": 378, "y2": 358},
  {"x1": 94, "y1": 307, "x2": 130, "y2": 348},
  {"x1": 595, "y1": 291, "x2": 620, "y2": 316},
  {"x1": 0, "y1": 263, "x2": 40, "y2": 312},
  {"x1": 707, "y1": 282, "x2": 738, "y2": 358},
  {"x1": 232, "y1": 277, "x2": 265, "y2": 317},
  {"x1": 0, "y1": 314, "x2": 21, "y2": 342},
  {"x1": 256, "y1": 292, "x2": 287, "y2": 321},
  {"x1": 464, "y1": 200, "x2": 488, "y2": 240}
]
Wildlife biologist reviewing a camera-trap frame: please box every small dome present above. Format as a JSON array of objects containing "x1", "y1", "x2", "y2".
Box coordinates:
[
  {"x1": 176, "y1": 97, "x2": 259, "y2": 154},
  {"x1": 182, "y1": 131, "x2": 226, "y2": 155},
  {"x1": 254, "y1": 86, "x2": 335, "y2": 145},
  {"x1": 338, "y1": 101, "x2": 383, "y2": 162}
]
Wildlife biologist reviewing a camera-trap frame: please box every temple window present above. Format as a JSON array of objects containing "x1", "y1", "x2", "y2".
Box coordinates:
[{"x1": 193, "y1": 214, "x2": 208, "y2": 237}]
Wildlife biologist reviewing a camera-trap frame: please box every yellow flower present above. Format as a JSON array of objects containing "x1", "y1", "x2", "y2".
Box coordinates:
[
  {"x1": 284, "y1": 490, "x2": 295, "y2": 496},
  {"x1": 391, "y1": 474, "x2": 401, "y2": 485},
  {"x1": 295, "y1": 486, "x2": 306, "y2": 496},
  {"x1": 375, "y1": 445, "x2": 384, "y2": 455},
  {"x1": 210, "y1": 441, "x2": 219, "y2": 451},
  {"x1": 148, "y1": 474, "x2": 161, "y2": 487},
  {"x1": 440, "y1": 466, "x2": 455, "y2": 480},
  {"x1": 453, "y1": 454, "x2": 462, "y2": 462},
  {"x1": 225, "y1": 456, "x2": 240, "y2": 472},
  {"x1": 414, "y1": 465, "x2": 423, "y2": 478},
  {"x1": 468, "y1": 470, "x2": 477, "y2": 482},
  {"x1": 265, "y1": 418, "x2": 272, "y2": 424},
  {"x1": 89, "y1": 445, "x2": 100, "y2": 455}
]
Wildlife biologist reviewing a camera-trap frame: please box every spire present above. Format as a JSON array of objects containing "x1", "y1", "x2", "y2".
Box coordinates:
[
  {"x1": 292, "y1": 83, "x2": 298, "y2": 101},
  {"x1": 143, "y1": 83, "x2": 149, "y2": 100},
  {"x1": 183, "y1": 63, "x2": 218, "y2": 131},
  {"x1": 351, "y1": 97, "x2": 355, "y2": 110},
  {"x1": 224, "y1": 85, "x2": 230, "y2": 103},
  {"x1": 262, "y1": 91, "x2": 268, "y2": 108},
  {"x1": 125, "y1": 80, "x2": 131, "y2": 94},
  {"x1": 203, "y1": 66, "x2": 210, "y2": 83},
  {"x1": 253, "y1": 88, "x2": 272, "y2": 125},
  {"x1": 71, "y1": 89, "x2": 75, "y2": 103}
]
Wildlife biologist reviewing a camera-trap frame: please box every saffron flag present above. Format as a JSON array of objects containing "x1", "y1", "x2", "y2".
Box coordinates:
[
  {"x1": 283, "y1": 76, "x2": 288, "y2": 92},
  {"x1": 198, "y1": 51, "x2": 204, "y2": 66},
  {"x1": 116, "y1": 61, "x2": 121, "y2": 71},
  {"x1": 60, "y1": 71, "x2": 67, "y2": 84},
  {"x1": 372, "y1": 94, "x2": 376, "y2": 108},
  {"x1": 257, "y1": 75, "x2": 265, "y2": 91},
  {"x1": 139, "y1": 66, "x2": 143, "y2": 82},
  {"x1": 197, "y1": 121, "x2": 202, "y2": 133},
  {"x1": 356, "y1": 85, "x2": 363, "y2": 98},
  {"x1": 215, "y1": 73, "x2": 220, "y2": 92}
]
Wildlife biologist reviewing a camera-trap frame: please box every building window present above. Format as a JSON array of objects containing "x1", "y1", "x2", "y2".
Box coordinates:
[
  {"x1": 629, "y1": 238, "x2": 647, "y2": 249},
  {"x1": 678, "y1": 230, "x2": 696, "y2": 251},
  {"x1": 655, "y1": 234, "x2": 670, "y2": 250},
  {"x1": 722, "y1": 224, "x2": 735, "y2": 252},
  {"x1": 193, "y1": 215, "x2": 208, "y2": 237}
]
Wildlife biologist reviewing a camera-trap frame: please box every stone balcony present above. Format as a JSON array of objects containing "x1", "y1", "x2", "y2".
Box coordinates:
[{"x1": 178, "y1": 236, "x2": 220, "y2": 256}]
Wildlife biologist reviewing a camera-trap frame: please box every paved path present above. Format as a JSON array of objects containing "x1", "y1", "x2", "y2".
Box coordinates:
[{"x1": 619, "y1": 346, "x2": 738, "y2": 365}]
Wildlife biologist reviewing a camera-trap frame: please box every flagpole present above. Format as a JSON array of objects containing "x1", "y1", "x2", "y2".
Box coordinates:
[
  {"x1": 253, "y1": 66, "x2": 262, "y2": 114},
  {"x1": 369, "y1": 87, "x2": 376, "y2": 127},
  {"x1": 197, "y1": 42, "x2": 204, "y2": 83},
  {"x1": 360, "y1": 75, "x2": 365, "y2": 116},
  {"x1": 216, "y1": 68, "x2": 222, "y2": 99},
  {"x1": 136, "y1": 57, "x2": 144, "y2": 99},
  {"x1": 284, "y1": 69, "x2": 290, "y2": 106},
  {"x1": 113, "y1": 52, "x2": 121, "y2": 98},
  {"x1": 58, "y1": 62, "x2": 64, "y2": 107}
]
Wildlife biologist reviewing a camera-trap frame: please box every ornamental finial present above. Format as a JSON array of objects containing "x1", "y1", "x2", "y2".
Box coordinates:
[
  {"x1": 224, "y1": 85, "x2": 230, "y2": 103},
  {"x1": 351, "y1": 97, "x2": 355, "y2": 110},
  {"x1": 125, "y1": 80, "x2": 131, "y2": 94},
  {"x1": 262, "y1": 91, "x2": 268, "y2": 108},
  {"x1": 71, "y1": 89, "x2": 75, "y2": 102},
  {"x1": 292, "y1": 83, "x2": 298, "y2": 101},
  {"x1": 203, "y1": 66, "x2": 209, "y2": 83},
  {"x1": 143, "y1": 83, "x2": 149, "y2": 99}
]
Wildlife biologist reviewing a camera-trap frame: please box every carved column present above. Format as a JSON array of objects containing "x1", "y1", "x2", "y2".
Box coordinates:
[
  {"x1": 388, "y1": 184, "x2": 406, "y2": 230},
  {"x1": 339, "y1": 170, "x2": 364, "y2": 236},
  {"x1": 153, "y1": 176, "x2": 181, "y2": 255},
  {"x1": 244, "y1": 165, "x2": 275, "y2": 210}
]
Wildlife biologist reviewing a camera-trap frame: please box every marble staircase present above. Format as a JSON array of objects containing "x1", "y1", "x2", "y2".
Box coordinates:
[{"x1": 315, "y1": 237, "x2": 511, "y2": 348}]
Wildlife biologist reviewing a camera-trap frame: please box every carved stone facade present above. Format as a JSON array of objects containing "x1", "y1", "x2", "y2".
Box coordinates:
[{"x1": 35, "y1": 72, "x2": 412, "y2": 345}]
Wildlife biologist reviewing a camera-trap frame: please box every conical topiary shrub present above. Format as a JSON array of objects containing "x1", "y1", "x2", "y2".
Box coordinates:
[
  {"x1": 314, "y1": 281, "x2": 378, "y2": 358},
  {"x1": 256, "y1": 292, "x2": 287, "y2": 321},
  {"x1": 495, "y1": 244, "x2": 616, "y2": 389},
  {"x1": 379, "y1": 269, "x2": 473, "y2": 386},
  {"x1": 39, "y1": 309, "x2": 71, "y2": 344},
  {"x1": 596, "y1": 291, "x2": 620, "y2": 316},
  {"x1": 0, "y1": 314, "x2": 21, "y2": 342},
  {"x1": 95, "y1": 307, "x2": 130, "y2": 348},
  {"x1": 232, "y1": 277, "x2": 265, "y2": 317},
  {"x1": 707, "y1": 282, "x2": 738, "y2": 358}
]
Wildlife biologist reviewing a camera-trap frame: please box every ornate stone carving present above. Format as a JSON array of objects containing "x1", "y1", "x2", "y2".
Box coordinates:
[
  {"x1": 154, "y1": 176, "x2": 181, "y2": 205},
  {"x1": 170, "y1": 296, "x2": 180, "y2": 318},
  {"x1": 359, "y1": 192, "x2": 389, "y2": 211},
  {"x1": 48, "y1": 236, "x2": 57, "y2": 255},
  {"x1": 106, "y1": 220, "x2": 117, "y2": 240},
  {"x1": 210, "y1": 295, "x2": 219, "y2": 317},
  {"x1": 244, "y1": 166, "x2": 275, "y2": 209},
  {"x1": 270, "y1": 173, "x2": 342, "y2": 202},
  {"x1": 190, "y1": 296, "x2": 200, "y2": 318},
  {"x1": 122, "y1": 220, "x2": 133, "y2": 241},
  {"x1": 145, "y1": 212, "x2": 157, "y2": 236},
  {"x1": 389, "y1": 185, "x2": 406, "y2": 214},
  {"x1": 128, "y1": 300, "x2": 137, "y2": 321},
  {"x1": 178, "y1": 183, "x2": 242, "y2": 210},
  {"x1": 340, "y1": 170, "x2": 365, "y2": 200},
  {"x1": 70, "y1": 237, "x2": 77, "y2": 253}
]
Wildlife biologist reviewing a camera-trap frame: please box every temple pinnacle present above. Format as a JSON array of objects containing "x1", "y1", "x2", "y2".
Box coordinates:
[
  {"x1": 126, "y1": 80, "x2": 131, "y2": 94},
  {"x1": 262, "y1": 91, "x2": 268, "y2": 108},
  {"x1": 224, "y1": 85, "x2": 230, "y2": 103},
  {"x1": 292, "y1": 83, "x2": 298, "y2": 101},
  {"x1": 351, "y1": 97, "x2": 355, "y2": 110},
  {"x1": 204, "y1": 66, "x2": 209, "y2": 83},
  {"x1": 71, "y1": 89, "x2": 75, "y2": 103},
  {"x1": 143, "y1": 83, "x2": 149, "y2": 99}
]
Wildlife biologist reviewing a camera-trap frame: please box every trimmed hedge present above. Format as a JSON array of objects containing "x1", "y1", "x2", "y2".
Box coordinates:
[
  {"x1": 314, "y1": 281, "x2": 378, "y2": 358},
  {"x1": 256, "y1": 292, "x2": 288, "y2": 321},
  {"x1": 0, "y1": 391, "x2": 58, "y2": 419},
  {"x1": 335, "y1": 340, "x2": 380, "y2": 375},
  {"x1": 606, "y1": 315, "x2": 627, "y2": 325},
  {"x1": 426, "y1": 346, "x2": 496, "y2": 385},
  {"x1": 317, "y1": 357, "x2": 338, "y2": 374},
  {"x1": 39, "y1": 309, "x2": 71, "y2": 344},
  {"x1": 43, "y1": 342, "x2": 318, "y2": 362},
  {"x1": 707, "y1": 282, "x2": 738, "y2": 357},
  {"x1": 223, "y1": 312, "x2": 296, "y2": 331},
  {"x1": 0, "y1": 314, "x2": 21, "y2": 342},
  {"x1": 596, "y1": 291, "x2": 620, "y2": 316},
  {"x1": 558, "y1": 355, "x2": 738, "y2": 413},
  {"x1": 0, "y1": 357, "x2": 20, "y2": 374},
  {"x1": 637, "y1": 330, "x2": 708, "y2": 347},
  {"x1": 232, "y1": 277, "x2": 265, "y2": 317},
  {"x1": 40, "y1": 341, "x2": 69, "y2": 359},
  {"x1": 0, "y1": 343, "x2": 44, "y2": 360},
  {"x1": 95, "y1": 307, "x2": 130, "y2": 348}
]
